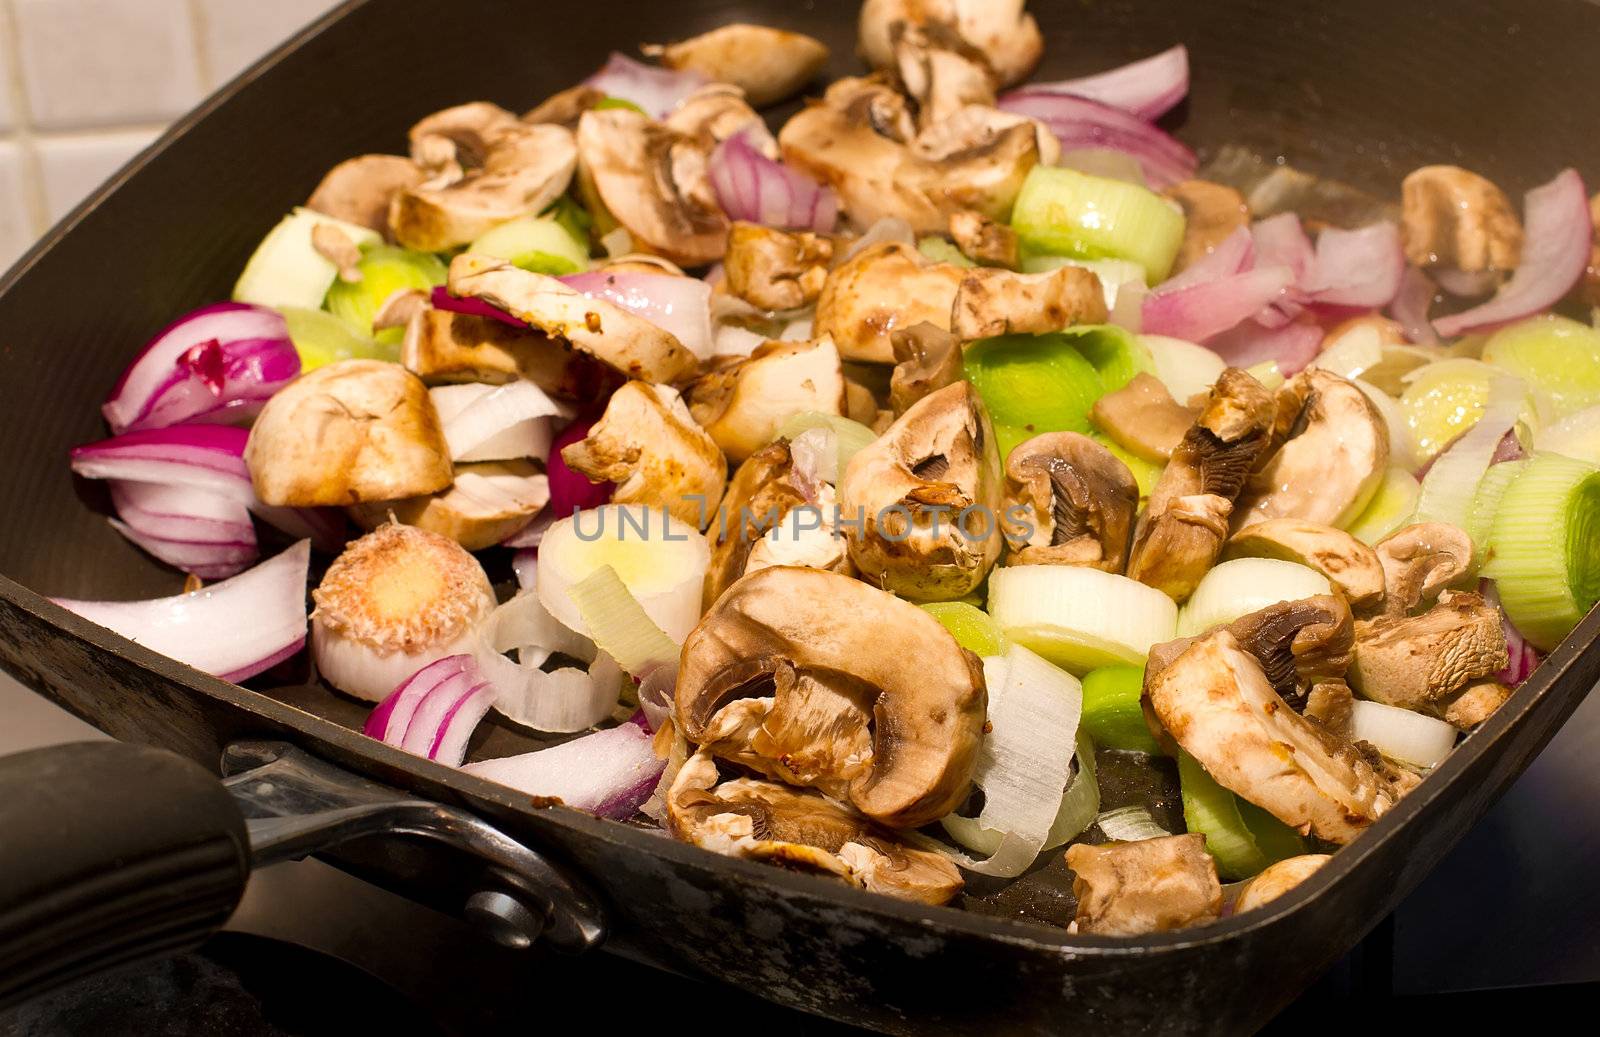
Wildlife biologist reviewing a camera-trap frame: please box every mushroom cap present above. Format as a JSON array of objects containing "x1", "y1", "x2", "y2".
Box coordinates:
[
  {"x1": 1223, "y1": 594, "x2": 1355, "y2": 709},
  {"x1": 889, "y1": 322, "x2": 963, "y2": 416},
  {"x1": 686, "y1": 338, "x2": 847, "y2": 461},
  {"x1": 306, "y1": 155, "x2": 426, "y2": 238},
  {"x1": 1163, "y1": 180, "x2": 1251, "y2": 275},
  {"x1": 858, "y1": 0, "x2": 1043, "y2": 88},
  {"x1": 838, "y1": 381, "x2": 1004, "y2": 601},
  {"x1": 1401, "y1": 165, "x2": 1523, "y2": 273},
  {"x1": 1225, "y1": 519, "x2": 1387, "y2": 609},
  {"x1": 1233, "y1": 369, "x2": 1390, "y2": 533},
  {"x1": 390, "y1": 122, "x2": 577, "y2": 252},
  {"x1": 891, "y1": 21, "x2": 999, "y2": 130},
  {"x1": 1348, "y1": 589, "x2": 1508, "y2": 718},
  {"x1": 1001, "y1": 431, "x2": 1138, "y2": 571},
  {"x1": 446, "y1": 254, "x2": 698, "y2": 383},
  {"x1": 814, "y1": 240, "x2": 965, "y2": 363},
  {"x1": 348, "y1": 459, "x2": 549, "y2": 551},
  {"x1": 1065, "y1": 834, "x2": 1222, "y2": 936},
  {"x1": 675, "y1": 565, "x2": 987, "y2": 828},
  {"x1": 561, "y1": 380, "x2": 728, "y2": 529},
  {"x1": 1147, "y1": 629, "x2": 1407, "y2": 844},
  {"x1": 576, "y1": 108, "x2": 730, "y2": 267},
  {"x1": 646, "y1": 24, "x2": 830, "y2": 108},
  {"x1": 1233, "y1": 854, "x2": 1331, "y2": 914},
  {"x1": 1090, "y1": 372, "x2": 1197, "y2": 463},
  {"x1": 245, "y1": 359, "x2": 453, "y2": 508},
  {"x1": 723, "y1": 222, "x2": 835, "y2": 312},
  {"x1": 401, "y1": 309, "x2": 612, "y2": 400},
  {"x1": 949, "y1": 265, "x2": 1108, "y2": 342},
  {"x1": 406, "y1": 101, "x2": 522, "y2": 167},
  {"x1": 1371, "y1": 521, "x2": 1475, "y2": 616}
]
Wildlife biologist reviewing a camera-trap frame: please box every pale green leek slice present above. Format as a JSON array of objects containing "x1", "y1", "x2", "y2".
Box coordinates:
[{"x1": 1011, "y1": 166, "x2": 1186, "y2": 283}]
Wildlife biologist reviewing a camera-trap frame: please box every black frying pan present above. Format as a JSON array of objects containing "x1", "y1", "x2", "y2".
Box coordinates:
[{"x1": 3, "y1": 1, "x2": 1600, "y2": 1032}]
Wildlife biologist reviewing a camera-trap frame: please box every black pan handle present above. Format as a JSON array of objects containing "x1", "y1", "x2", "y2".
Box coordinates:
[{"x1": 0, "y1": 741, "x2": 250, "y2": 1012}]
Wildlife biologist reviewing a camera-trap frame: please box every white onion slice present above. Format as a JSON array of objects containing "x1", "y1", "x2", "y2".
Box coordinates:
[
  {"x1": 429, "y1": 382, "x2": 566, "y2": 463},
  {"x1": 1413, "y1": 372, "x2": 1525, "y2": 535},
  {"x1": 54, "y1": 540, "x2": 310, "y2": 683},
  {"x1": 463, "y1": 717, "x2": 665, "y2": 819},
  {"x1": 1349, "y1": 699, "x2": 1458, "y2": 769},
  {"x1": 1141, "y1": 334, "x2": 1226, "y2": 403},
  {"x1": 561, "y1": 270, "x2": 714, "y2": 359},
  {"x1": 1095, "y1": 805, "x2": 1172, "y2": 843},
  {"x1": 474, "y1": 593, "x2": 622, "y2": 734},
  {"x1": 988, "y1": 565, "x2": 1178, "y2": 673},
  {"x1": 1177, "y1": 558, "x2": 1333, "y2": 637}
]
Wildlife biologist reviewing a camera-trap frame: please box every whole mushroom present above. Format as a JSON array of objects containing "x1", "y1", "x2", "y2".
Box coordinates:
[{"x1": 1401, "y1": 165, "x2": 1523, "y2": 276}]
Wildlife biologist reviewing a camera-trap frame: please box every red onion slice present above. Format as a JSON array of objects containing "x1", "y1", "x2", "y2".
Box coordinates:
[
  {"x1": 543, "y1": 415, "x2": 614, "y2": 523},
  {"x1": 1481, "y1": 579, "x2": 1543, "y2": 687},
  {"x1": 363, "y1": 653, "x2": 498, "y2": 768},
  {"x1": 1142, "y1": 265, "x2": 1296, "y2": 342},
  {"x1": 462, "y1": 717, "x2": 665, "y2": 819},
  {"x1": 103, "y1": 303, "x2": 295, "y2": 434},
  {"x1": 1156, "y1": 225, "x2": 1254, "y2": 295},
  {"x1": 583, "y1": 52, "x2": 707, "y2": 119},
  {"x1": 1003, "y1": 45, "x2": 1189, "y2": 121},
  {"x1": 108, "y1": 480, "x2": 259, "y2": 579},
  {"x1": 559, "y1": 270, "x2": 715, "y2": 359},
  {"x1": 1252, "y1": 213, "x2": 1315, "y2": 280},
  {"x1": 1434, "y1": 169, "x2": 1590, "y2": 337},
  {"x1": 1302, "y1": 222, "x2": 1406, "y2": 308},
  {"x1": 429, "y1": 285, "x2": 526, "y2": 329},
  {"x1": 53, "y1": 540, "x2": 310, "y2": 683},
  {"x1": 707, "y1": 129, "x2": 839, "y2": 234},
  {"x1": 995, "y1": 92, "x2": 1197, "y2": 189},
  {"x1": 365, "y1": 655, "x2": 473, "y2": 744},
  {"x1": 1207, "y1": 317, "x2": 1324, "y2": 375},
  {"x1": 1389, "y1": 267, "x2": 1440, "y2": 345}
]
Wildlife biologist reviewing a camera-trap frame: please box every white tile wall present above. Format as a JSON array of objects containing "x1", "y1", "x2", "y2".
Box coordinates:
[{"x1": 0, "y1": 0, "x2": 342, "y2": 269}]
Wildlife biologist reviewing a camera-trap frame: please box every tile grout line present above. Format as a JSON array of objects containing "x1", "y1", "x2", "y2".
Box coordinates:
[
  {"x1": 186, "y1": 0, "x2": 215, "y2": 93},
  {"x1": 0, "y1": 0, "x2": 52, "y2": 237}
]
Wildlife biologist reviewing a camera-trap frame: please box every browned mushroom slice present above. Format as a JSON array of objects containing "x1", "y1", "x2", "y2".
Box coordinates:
[
  {"x1": 1233, "y1": 369, "x2": 1389, "y2": 532},
  {"x1": 1127, "y1": 368, "x2": 1276, "y2": 602},
  {"x1": 702, "y1": 441, "x2": 813, "y2": 608},
  {"x1": 723, "y1": 222, "x2": 835, "y2": 312},
  {"x1": 1147, "y1": 629, "x2": 1408, "y2": 844},
  {"x1": 522, "y1": 84, "x2": 607, "y2": 128},
  {"x1": 1163, "y1": 179, "x2": 1250, "y2": 274},
  {"x1": 1001, "y1": 432, "x2": 1138, "y2": 571},
  {"x1": 1347, "y1": 589, "x2": 1509, "y2": 726},
  {"x1": 859, "y1": 0, "x2": 1044, "y2": 88},
  {"x1": 949, "y1": 266, "x2": 1108, "y2": 341},
  {"x1": 843, "y1": 380, "x2": 883, "y2": 428},
  {"x1": 949, "y1": 209, "x2": 1020, "y2": 268},
  {"x1": 891, "y1": 21, "x2": 998, "y2": 131},
  {"x1": 1401, "y1": 165, "x2": 1523, "y2": 274},
  {"x1": 889, "y1": 322, "x2": 964, "y2": 417},
  {"x1": 665, "y1": 751, "x2": 963, "y2": 904},
  {"x1": 1233, "y1": 854, "x2": 1330, "y2": 914},
  {"x1": 576, "y1": 108, "x2": 729, "y2": 267},
  {"x1": 1371, "y1": 521, "x2": 1474, "y2": 616},
  {"x1": 838, "y1": 381, "x2": 1003, "y2": 601},
  {"x1": 306, "y1": 155, "x2": 426, "y2": 238},
  {"x1": 446, "y1": 255, "x2": 698, "y2": 383},
  {"x1": 643, "y1": 25, "x2": 830, "y2": 108},
  {"x1": 561, "y1": 381, "x2": 727, "y2": 529},
  {"x1": 1439, "y1": 678, "x2": 1513, "y2": 730},
  {"x1": 401, "y1": 309, "x2": 613, "y2": 399},
  {"x1": 348, "y1": 460, "x2": 549, "y2": 551},
  {"x1": 1065, "y1": 834, "x2": 1222, "y2": 936},
  {"x1": 1224, "y1": 595, "x2": 1354, "y2": 709},
  {"x1": 1224, "y1": 519, "x2": 1387, "y2": 609},
  {"x1": 1303, "y1": 681, "x2": 1355, "y2": 738},
  {"x1": 814, "y1": 240, "x2": 966, "y2": 363},
  {"x1": 663, "y1": 84, "x2": 769, "y2": 151},
  {"x1": 675, "y1": 566, "x2": 987, "y2": 828},
  {"x1": 686, "y1": 338, "x2": 846, "y2": 461},
  {"x1": 1091, "y1": 372, "x2": 1197, "y2": 463}
]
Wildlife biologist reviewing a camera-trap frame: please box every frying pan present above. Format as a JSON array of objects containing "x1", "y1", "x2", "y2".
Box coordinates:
[{"x1": 2, "y1": 0, "x2": 1598, "y2": 1032}]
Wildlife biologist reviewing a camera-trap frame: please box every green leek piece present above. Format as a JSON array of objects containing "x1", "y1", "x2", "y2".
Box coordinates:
[
  {"x1": 1465, "y1": 459, "x2": 1526, "y2": 553},
  {"x1": 1011, "y1": 166, "x2": 1186, "y2": 284},
  {"x1": 469, "y1": 215, "x2": 591, "y2": 276},
  {"x1": 324, "y1": 246, "x2": 448, "y2": 346},
  {"x1": 1177, "y1": 750, "x2": 1306, "y2": 880},
  {"x1": 570, "y1": 564, "x2": 680, "y2": 676},
  {"x1": 234, "y1": 208, "x2": 382, "y2": 310},
  {"x1": 917, "y1": 236, "x2": 977, "y2": 268},
  {"x1": 1483, "y1": 451, "x2": 1600, "y2": 651},
  {"x1": 921, "y1": 602, "x2": 1006, "y2": 658},
  {"x1": 1080, "y1": 666, "x2": 1161, "y2": 754},
  {"x1": 279, "y1": 306, "x2": 394, "y2": 370},
  {"x1": 1091, "y1": 433, "x2": 1163, "y2": 502},
  {"x1": 1345, "y1": 466, "x2": 1422, "y2": 545},
  {"x1": 1482, "y1": 314, "x2": 1600, "y2": 416},
  {"x1": 544, "y1": 194, "x2": 595, "y2": 248},
  {"x1": 594, "y1": 96, "x2": 648, "y2": 115}
]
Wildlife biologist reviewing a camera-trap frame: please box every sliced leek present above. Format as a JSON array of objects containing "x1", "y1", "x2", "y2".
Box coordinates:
[
  {"x1": 1092, "y1": 433, "x2": 1163, "y2": 502},
  {"x1": 1538, "y1": 405, "x2": 1600, "y2": 464},
  {"x1": 469, "y1": 215, "x2": 591, "y2": 276},
  {"x1": 917, "y1": 236, "x2": 977, "y2": 268},
  {"x1": 1482, "y1": 452, "x2": 1600, "y2": 651},
  {"x1": 569, "y1": 564, "x2": 681, "y2": 677},
  {"x1": 1080, "y1": 665, "x2": 1161, "y2": 754},
  {"x1": 1400, "y1": 358, "x2": 1536, "y2": 462},
  {"x1": 1011, "y1": 166, "x2": 1186, "y2": 283},
  {"x1": 234, "y1": 207, "x2": 382, "y2": 310},
  {"x1": 1346, "y1": 467, "x2": 1422, "y2": 545},
  {"x1": 1465, "y1": 459, "x2": 1526, "y2": 554},
  {"x1": 987, "y1": 565, "x2": 1178, "y2": 673},
  {"x1": 1482, "y1": 314, "x2": 1600, "y2": 417},
  {"x1": 1412, "y1": 372, "x2": 1524, "y2": 536},
  {"x1": 921, "y1": 601, "x2": 1007, "y2": 658},
  {"x1": 1095, "y1": 805, "x2": 1170, "y2": 843},
  {"x1": 1177, "y1": 558, "x2": 1332, "y2": 637},
  {"x1": 1348, "y1": 700, "x2": 1456, "y2": 769},
  {"x1": 1178, "y1": 750, "x2": 1306, "y2": 880},
  {"x1": 325, "y1": 246, "x2": 449, "y2": 345},
  {"x1": 279, "y1": 306, "x2": 392, "y2": 370}
]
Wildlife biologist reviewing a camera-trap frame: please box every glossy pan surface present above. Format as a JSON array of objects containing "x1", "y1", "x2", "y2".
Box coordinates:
[{"x1": 2, "y1": 1, "x2": 1599, "y2": 1032}]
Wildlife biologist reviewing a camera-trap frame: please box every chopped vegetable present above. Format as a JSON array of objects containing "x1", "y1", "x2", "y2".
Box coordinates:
[
  {"x1": 429, "y1": 381, "x2": 565, "y2": 463},
  {"x1": 1465, "y1": 459, "x2": 1526, "y2": 552},
  {"x1": 775, "y1": 411, "x2": 878, "y2": 479},
  {"x1": 1177, "y1": 750, "x2": 1306, "y2": 880},
  {"x1": 364, "y1": 655, "x2": 496, "y2": 768},
  {"x1": 1000, "y1": 44, "x2": 1189, "y2": 121},
  {"x1": 998, "y1": 96, "x2": 1197, "y2": 191},
  {"x1": 1094, "y1": 805, "x2": 1171, "y2": 843},
  {"x1": 280, "y1": 306, "x2": 391, "y2": 369},
  {"x1": 233, "y1": 207, "x2": 381, "y2": 310},
  {"x1": 987, "y1": 564, "x2": 1179, "y2": 673},
  {"x1": 1482, "y1": 314, "x2": 1600, "y2": 416},
  {"x1": 709, "y1": 128, "x2": 839, "y2": 234},
  {"x1": 920, "y1": 601, "x2": 1007, "y2": 658},
  {"x1": 463, "y1": 716, "x2": 664, "y2": 819},
  {"x1": 1346, "y1": 467, "x2": 1424, "y2": 545},
  {"x1": 1080, "y1": 665, "x2": 1161, "y2": 754},
  {"x1": 569, "y1": 564, "x2": 681, "y2": 678},
  {"x1": 918, "y1": 236, "x2": 977, "y2": 268},
  {"x1": 325, "y1": 246, "x2": 448, "y2": 344},
  {"x1": 1412, "y1": 372, "x2": 1525, "y2": 536},
  {"x1": 1011, "y1": 167, "x2": 1187, "y2": 283},
  {"x1": 1178, "y1": 558, "x2": 1333, "y2": 637},
  {"x1": 468, "y1": 214, "x2": 592, "y2": 276},
  {"x1": 1348, "y1": 700, "x2": 1457, "y2": 770},
  {"x1": 1537, "y1": 405, "x2": 1600, "y2": 464},
  {"x1": 1400, "y1": 358, "x2": 1533, "y2": 462},
  {"x1": 1482, "y1": 451, "x2": 1600, "y2": 650}
]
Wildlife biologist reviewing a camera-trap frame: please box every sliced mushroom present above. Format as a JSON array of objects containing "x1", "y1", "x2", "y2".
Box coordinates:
[
  {"x1": 703, "y1": 441, "x2": 812, "y2": 608},
  {"x1": 1233, "y1": 855, "x2": 1330, "y2": 914},
  {"x1": 843, "y1": 380, "x2": 882, "y2": 428},
  {"x1": 892, "y1": 21, "x2": 998, "y2": 131},
  {"x1": 1224, "y1": 519, "x2": 1386, "y2": 609},
  {"x1": 306, "y1": 155, "x2": 426, "y2": 238},
  {"x1": 1064, "y1": 834, "x2": 1222, "y2": 936},
  {"x1": 1347, "y1": 589, "x2": 1509, "y2": 725},
  {"x1": 446, "y1": 254, "x2": 698, "y2": 383},
  {"x1": 949, "y1": 266, "x2": 1108, "y2": 341},
  {"x1": 779, "y1": 78, "x2": 1044, "y2": 234},
  {"x1": 743, "y1": 486, "x2": 852, "y2": 582},
  {"x1": 245, "y1": 360, "x2": 453, "y2": 507},
  {"x1": 402, "y1": 309, "x2": 613, "y2": 400},
  {"x1": 722, "y1": 222, "x2": 835, "y2": 312},
  {"x1": 576, "y1": 108, "x2": 729, "y2": 267},
  {"x1": 522, "y1": 84, "x2": 607, "y2": 128},
  {"x1": 663, "y1": 83, "x2": 770, "y2": 151},
  {"x1": 859, "y1": 0, "x2": 1044, "y2": 88},
  {"x1": 838, "y1": 381, "x2": 1003, "y2": 601},
  {"x1": 949, "y1": 209, "x2": 1019, "y2": 268},
  {"x1": 1090, "y1": 372, "x2": 1197, "y2": 463},
  {"x1": 406, "y1": 102, "x2": 523, "y2": 168},
  {"x1": 889, "y1": 322, "x2": 963, "y2": 416},
  {"x1": 1371, "y1": 522, "x2": 1474, "y2": 617},
  {"x1": 1232, "y1": 369, "x2": 1389, "y2": 532},
  {"x1": 644, "y1": 25, "x2": 830, "y2": 108},
  {"x1": 561, "y1": 381, "x2": 727, "y2": 528},
  {"x1": 349, "y1": 460, "x2": 549, "y2": 551},
  {"x1": 1000, "y1": 432, "x2": 1138, "y2": 571},
  {"x1": 1439, "y1": 678, "x2": 1512, "y2": 730},
  {"x1": 1127, "y1": 368, "x2": 1276, "y2": 602},
  {"x1": 665, "y1": 751, "x2": 963, "y2": 904},
  {"x1": 1224, "y1": 595, "x2": 1355, "y2": 710},
  {"x1": 675, "y1": 565, "x2": 987, "y2": 827},
  {"x1": 814, "y1": 240, "x2": 965, "y2": 363},
  {"x1": 1147, "y1": 629, "x2": 1409, "y2": 844},
  {"x1": 1303, "y1": 680, "x2": 1355, "y2": 738},
  {"x1": 686, "y1": 338, "x2": 846, "y2": 461},
  {"x1": 390, "y1": 119, "x2": 577, "y2": 252},
  {"x1": 1163, "y1": 180, "x2": 1251, "y2": 274},
  {"x1": 1400, "y1": 165, "x2": 1523, "y2": 274}
]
